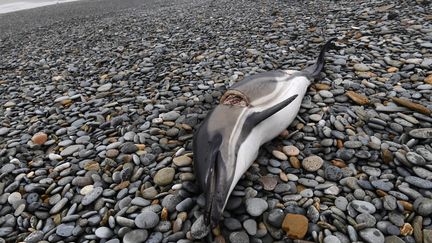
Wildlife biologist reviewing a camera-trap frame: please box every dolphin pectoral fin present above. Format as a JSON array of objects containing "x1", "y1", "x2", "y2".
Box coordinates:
[{"x1": 248, "y1": 94, "x2": 298, "y2": 126}]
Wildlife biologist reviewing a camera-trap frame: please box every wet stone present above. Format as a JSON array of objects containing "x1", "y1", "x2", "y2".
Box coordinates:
[
  {"x1": 56, "y1": 224, "x2": 75, "y2": 237},
  {"x1": 335, "y1": 196, "x2": 349, "y2": 211},
  {"x1": 274, "y1": 183, "x2": 291, "y2": 193},
  {"x1": 409, "y1": 128, "x2": 432, "y2": 139},
  {"x1": 24, "y1": 230, "x2": 44, "y2": 243},
  {"x1": 95, "y1": 227, "x2": 114, "y2": 239},
  {"x1": 60, "y1": 145, "x2": 84, "y2": 156},
  {"x1": 324, "y1": 165, "x2": 343, "y2": 181},
  {"x1": 405, "y1": 176, "x2": 432, "y2": 189},
  {"x1": 82, "y1": 187, "x2": 103, "y2": 206},
  {"x1": 121, "y1": 142, "x2": 138, "y2": 154},
  {"x1": 173, "y1": 155, "x2": 192, "y2": 166},
  {"x1": 283, "y1": 145, "x2": 300, "y2": 156},
  {"x1": 344, "y1": 141, "x2": 362, "y2": 149},
  {"x1": 386, "y1": 224, "x2": 401, "y2": 236},
  {"x1": 351, "y1": 200, "x2": 376, "y2": 214},
  {"x1": 384, "y1": 236, "x2": 404, "y2": 243},
  {"x1": 135, "y1": 211, "x2": 159, "y2": 229},
  {"x1": 371, "y1": 180, "x2": 394, "y2": 191},
  {"x1": 388, "y1": 212, "x2": 405, "y2": 227},
  {"x1": 224, "y1": 218, "x2": 242, "y2": 231},
  {"x1": 146, "y1": 232, "x2": 163, "y2": 243},
  {"x1": 243, "y1": 219, "x2": 257, "y2": 236},
  {"x1": 357, "y1": 213, "x2": 376, "y2": 228},
  {"x1": 406, "y1": 152, "x2": 426, "y2": 166},
  {"x1": 97, "y1": 83, "x2": 112, "y2": 92},
  {"x1": 272, "y1": 150, "x2": 288, "y2": 160},
  {"x1": 153, "y1": 167, "x2": 175, "y2": 186},
  {"x1": 161, "y1": 194, "x2": 182, "y2": 213},
  {"x1": 359, "y1": 228, "x2": 385, "y2": 243},
  {"x1": 260, "y1": 176, "x2": 278, "y2": 191},
  {"x1": 50, "y1": 198, "x2": 68, "y2": 214},
  {"x1": 413, "y1": 197, "x2": 432, "y2": 216},
  {"x1": 176, "y1": 198, "x2": 194, "y2": 212},
  {"x1": 246, "y1": 198, "x2": 268, "y2": 216},
  {"x1": 354, "y1": 63, "x2": 370, "y2": 72},
  {"x1": 267, "y1": 209, "x2": 284, "y2": 228},
  {"x1": 123, "y1": 229, "x2": 148, "y2": 243},
  {"x1": 383, "y1": 195, "x2": 397, "y2": 211},
  {"x1": 229, "y1": 231, "x2": 249, "y2": 243},
  {"x1": 362, "y1": 166, "x2": 381, "y2": 177},
  {"x1": 324, "y1": 235, "x2": 341, "y2": 243},
  {"x1": 191, "y1": 215, "x2": 209, "y2": 239},
  {"x1": 302, "y1": 155, "x2": 324, "y2": 172}
]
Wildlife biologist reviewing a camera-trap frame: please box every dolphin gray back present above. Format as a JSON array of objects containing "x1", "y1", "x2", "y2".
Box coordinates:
[{"x1": 229, "y1": 71, "x2": 284, "y2": 102}]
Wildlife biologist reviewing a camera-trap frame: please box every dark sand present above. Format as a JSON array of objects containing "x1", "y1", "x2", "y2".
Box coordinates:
[{"x1": 0, "y1": 0, "x2": 166, "y2": 37}]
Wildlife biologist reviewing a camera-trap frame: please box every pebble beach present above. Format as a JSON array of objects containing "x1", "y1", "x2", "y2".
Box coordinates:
[{"x1": 0, "y1": 0, "x2": 432, "y2": 242}]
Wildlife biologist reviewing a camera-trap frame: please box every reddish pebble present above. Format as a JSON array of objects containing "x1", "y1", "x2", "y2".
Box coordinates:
[{"x1": 31, "y1": 132, "x2": 48, "y2": 145}]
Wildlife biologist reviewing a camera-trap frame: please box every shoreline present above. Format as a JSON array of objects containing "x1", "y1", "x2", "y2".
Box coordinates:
[
  {"x1": 0, "y1": 0, "x2": 151, "y2": 37},
  {"x1": 0, "y1": 0, "x2": 81, "y2": 14}
]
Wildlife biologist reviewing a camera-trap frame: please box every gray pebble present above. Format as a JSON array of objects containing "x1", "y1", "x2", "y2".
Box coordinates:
[
  {"x1": 246, "y1": 198, "x2": 268, "y2": 217},
  {"x1": 135, "y1": 211, "x2": 159, "y2": 229},
  {"x1": 243, "y1": 219, "x2": 257, "y2": 236},
  {"x1": 229, "y1": 231, "x2": 249, "y2": 243},
  {"x1": 82, "y1": 187, "x2": 103, "y2": 206},
  {"x1": 191, "y1": 215, "x2": 209, "y2": 240},
  {"x1": 95, "y1": 227, "x2": 113, "y2": 239},
  {"x1": 324, "y1": 235, "x2": 341, "y2": 243},
  {"x1": 56, "y1": 224, "x2": 74, "y2": 237},
  {"x1": 359, "y1": 228, "x2": 384, "y2": 243},
  {"x1": 123, "y1": 229, "x2": 148, "y2": 243}
]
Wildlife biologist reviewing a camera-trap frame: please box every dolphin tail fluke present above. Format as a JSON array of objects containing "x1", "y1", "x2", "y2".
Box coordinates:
[{"x1": 303, "y1": 37, "x2": 337, "y2": 80}]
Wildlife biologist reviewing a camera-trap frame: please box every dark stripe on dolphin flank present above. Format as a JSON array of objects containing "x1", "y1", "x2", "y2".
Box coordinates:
[{"x1": 229, "y1": 71, "x2": 283, "y2": 102}]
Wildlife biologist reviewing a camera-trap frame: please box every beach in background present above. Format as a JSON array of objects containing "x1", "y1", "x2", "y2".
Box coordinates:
[{"x1": 0, "y1": 0, "x2": 80, "y2": 14}]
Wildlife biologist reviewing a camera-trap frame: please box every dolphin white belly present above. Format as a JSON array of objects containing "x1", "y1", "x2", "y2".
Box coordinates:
[{"x1": 226, "y1": 75, "x2": 310, "y2": 205}]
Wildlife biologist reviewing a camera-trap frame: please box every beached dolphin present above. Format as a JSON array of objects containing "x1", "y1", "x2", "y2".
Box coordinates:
[{"x1": 193, "y1": 38, "x2": 336, "y2": 228}]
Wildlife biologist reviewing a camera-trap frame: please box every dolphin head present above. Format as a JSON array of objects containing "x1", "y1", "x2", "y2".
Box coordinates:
[{"x1": 193, "y1": 104, "x2": 244, "y2": 229}]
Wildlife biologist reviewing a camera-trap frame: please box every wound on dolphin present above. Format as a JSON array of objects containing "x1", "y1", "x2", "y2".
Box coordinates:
[{"x1": 220, "y1": 90, "x2": 250, "y2": 107}]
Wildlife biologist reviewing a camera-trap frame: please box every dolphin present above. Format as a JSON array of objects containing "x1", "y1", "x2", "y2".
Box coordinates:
[{"x1": 193, "y1": 38, "x2": 336, "y2": 229}]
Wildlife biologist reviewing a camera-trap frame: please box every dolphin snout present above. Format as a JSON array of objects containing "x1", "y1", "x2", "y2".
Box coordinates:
[{"x1": 203, "y1": 151, "x2": 233, "y2": 229}]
